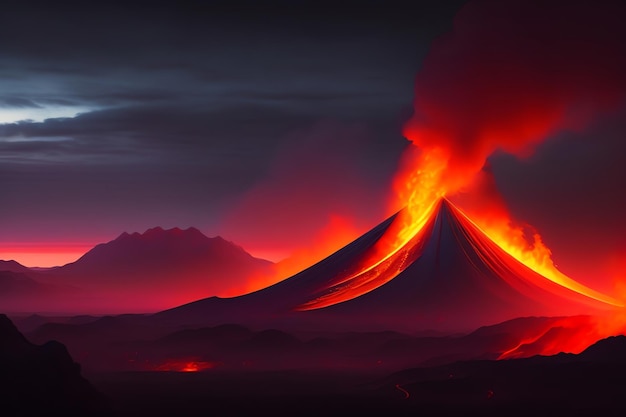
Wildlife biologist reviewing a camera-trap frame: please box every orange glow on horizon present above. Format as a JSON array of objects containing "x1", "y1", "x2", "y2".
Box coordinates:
[{"x1": 0, "y1": 243, "x2": 94, "y2": 267}]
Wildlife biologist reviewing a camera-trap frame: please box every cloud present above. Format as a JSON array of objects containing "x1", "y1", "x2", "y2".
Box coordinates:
[
  {"x1": 0, "y1": 97, "x2": 42, "y2": 108},
  {"x1": 0, "y1": 0, "x2": 460, "y2": 252},
  {"x1": 403, "y1": 0, "x2": 626, "y2": 188}
]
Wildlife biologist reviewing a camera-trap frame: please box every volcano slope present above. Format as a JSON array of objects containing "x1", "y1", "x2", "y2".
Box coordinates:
[{"x1": 158, "y1": 199, "x2": 619, "y2": 333}]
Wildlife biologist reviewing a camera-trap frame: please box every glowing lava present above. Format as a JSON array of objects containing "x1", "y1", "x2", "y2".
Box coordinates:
[
  {"x1": 497, "y1": 314, "x2": 626, "y2": 359},
  {"x1": 452, "y1": 205, "x2": 622, "y2": 307},
  {"x1": 154, "y1": 359, "x2": 215, "y2": 372}
]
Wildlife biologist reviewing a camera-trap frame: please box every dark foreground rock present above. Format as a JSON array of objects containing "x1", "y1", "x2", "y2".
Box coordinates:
[{"x1": 0, "y1": 314, "x2": 111, "y2": 417}]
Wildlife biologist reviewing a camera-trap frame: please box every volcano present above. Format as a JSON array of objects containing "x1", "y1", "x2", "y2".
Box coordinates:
[{"x1": 159, "y1": 199, "x2": 620, "y2": 332}]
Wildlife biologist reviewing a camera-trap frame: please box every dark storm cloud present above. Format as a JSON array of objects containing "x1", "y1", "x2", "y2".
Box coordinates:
[
  {"x1": 0, "y1": 28, "x2": 415, "y2": 164},
  {"x1": 0, "y1": 0, "x2": 466, "y2": 248},
  {"x1": 0, "y1": 100, "x2": 380, "y2": 166},
  {"x1": 0, "y1": 3, "x2": 425, "y2": 168}
]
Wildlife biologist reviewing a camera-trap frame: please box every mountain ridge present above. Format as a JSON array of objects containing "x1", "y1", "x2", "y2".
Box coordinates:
[
  {"x1": 0, "y1": 314, "x2": 111, "y2": 415},
  {"x1": 4, "y1": 227, "x2": 274, "y2": 314},
  {"x1": 0, "y1": 259, "x2": 31, "y2": 272}
]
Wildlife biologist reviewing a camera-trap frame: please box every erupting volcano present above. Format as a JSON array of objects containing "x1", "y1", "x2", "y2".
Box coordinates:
[
  {"x1": 162, "y1": 197, "x2": 624, "y2": 334},
  {"x1": 297, "y1": 198, "x2": 621, "y2": 312},
  {"x1": 164, "y1": 0, "x2": 626, "y2": 331}
]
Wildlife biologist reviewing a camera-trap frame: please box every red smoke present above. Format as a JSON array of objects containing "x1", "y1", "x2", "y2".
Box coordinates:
[
  {"x1": 402, "y1": 0, "x2": 626, "y2": 194},
  {"x1": 229, "y1": 214, "x2": 362, "y2": 295},
  {"x1": 219, "y1": 121, "x2": 388, "y2": 284}
]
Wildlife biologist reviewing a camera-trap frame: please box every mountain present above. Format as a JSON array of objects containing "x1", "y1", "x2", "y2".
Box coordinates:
[
  {"x1": 578, "y1": 335, "x2": 626, "y2": 362},
  {"x1": 158, "y1": 199, "x2": 620, "y2": 332},
  {"x1": 0, "y1": 270, "x2": 42, "y2": 294},
  {"x1": 0, "y1": 259, "x2": 31, "y2": 273},
  {"x1": 32, "y1": 227, "x2": 274, "y2": 313},
  {"x1": 0, "y1": 270, "x2": 82, "y2": 314},
  {"x1": 0, "y1": 314, "x2": 111, "y2": 416}
]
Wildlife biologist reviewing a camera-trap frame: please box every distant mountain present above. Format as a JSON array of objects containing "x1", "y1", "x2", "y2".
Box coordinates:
[
  {"x1": 0, "y1": 270, "x2": 42, "y2": 294},
  {"x1": 63, "y1": 226, "x2": 268, "y2": 275},
  {"x1": 35, "y1": 227, "x2": 274, "y2": 312},
  {"x1": 0, "y1": 314, "x2": 111, "y2": 416},
  {"x1": 0, "y1": 259, "x2": 31, "y2": 273}
]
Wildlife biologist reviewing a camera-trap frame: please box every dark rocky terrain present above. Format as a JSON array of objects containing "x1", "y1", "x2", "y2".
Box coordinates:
[{"x1": 0, "y1": 314, "x2": 111, "y2": 417}]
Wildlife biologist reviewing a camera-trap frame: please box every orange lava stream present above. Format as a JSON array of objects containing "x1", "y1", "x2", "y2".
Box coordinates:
[
  {"x1": 333, "y1": 201, "x2": 439, "y2": 287},
  {"x1": 295, "y1": 202, "x2": 439, "y2": 310},
  {"x1": 450, "y1": 202, "x2": 623, "y2": 307}
]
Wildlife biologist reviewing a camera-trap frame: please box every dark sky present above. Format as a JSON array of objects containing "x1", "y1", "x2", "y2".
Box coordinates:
[
  {"x1": 1, "y1": 0, "x2": 625, "y2": 289},
  {"x1": 0, "y1": 0, "x2": 463, "y2": 253}
]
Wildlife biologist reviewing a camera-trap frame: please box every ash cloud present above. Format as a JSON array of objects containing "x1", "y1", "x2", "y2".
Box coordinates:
[{"x1": 405, "y1": 0, "x2": 626, "y2": 185}]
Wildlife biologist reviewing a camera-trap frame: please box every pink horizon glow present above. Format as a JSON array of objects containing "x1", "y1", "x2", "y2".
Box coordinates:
[{"x1": 0, "y1": 243, "x2": 96, "y2": 268}]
